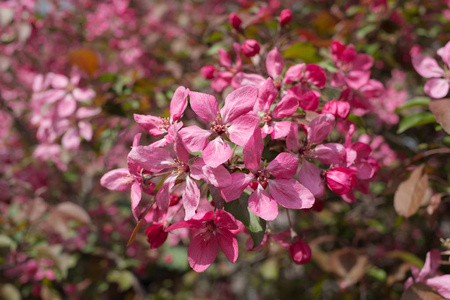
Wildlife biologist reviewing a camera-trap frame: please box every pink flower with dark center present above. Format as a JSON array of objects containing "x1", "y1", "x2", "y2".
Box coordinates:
[
  {"x1": 220, "y1": 128, "x2": 315, "y2": 221},
  {"x1": 128, "y1": 128, "x2": 231, "y2": 219},
  {"x1": 179, "y1": 86, "x2": 259, "y2": 168},
  {"x1": 412, "y1": 41, "x2": 450, "y2": 98},
  {"x1": 165, "y1": 210, "x2": 239, "y2": 272},
  {"x1": 134, "y1": 86, "x2": 189, "y2": 147}
]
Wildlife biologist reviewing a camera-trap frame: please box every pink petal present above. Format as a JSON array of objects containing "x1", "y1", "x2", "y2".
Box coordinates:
[
  {"x1": 418, "y1": 249, "x2": 441, "y2": 281},
  {"x1": 425, "y1": 275, "x2": 450, "y2": 298},
  {"x1": 179, "y1": 126, "x2": 212, "y2": 152},
  {"x1": 189, "y1": 91, "x2": 218, "y2": 123},
  {"x1": 188, "y1": 232, "x2": 218, "y2": 272},
  {"x1": 166, "y1": 211, "x2": 213, "y2": 231},
  {"x1": 272, "y1": 95, "x2": 298, "y2": 118},
  {"x1": 128, "y1": 145, "x2": 175, "y2": 172},
  {"x1": 61, "y1": 127, "x2": 81, "y2": 150},
  {"x1": 190, "y1": 159, "x2": 232, "y2": 188},
  {"x1": 156, "y1": 173, "x2": 178, "y2": 211},
  {"x1": 173, "y1": 126, "x2": 190, "y2": 162},
  {"x1": 202, "y1": 137, "x2": 231, "y2": 168},
  {"x1": 283, "y1": 64, "x2": 305, "y2": 85},
  {"x1": 214, "y1": 209, "x2": 239, "y2": 230},
  {"x1": 43, "y1": 89, "x2": 66, "y2": 104},
  {"x1": 211, "y1": 72, "x2": 232, "y2": 92},
  {"x1": 269, "y1": 178, "x2": 315, "y2": 209},
  {"x1": 298, "y1": 159, "x2": 325, "y2": 198},
  {"x1": 271, "y1": 121, "x2": 292, "y2": 139},
  {"x1": 78, "y1": 120, "x2": 93, "y2": 141},
  {"x1": 51, "y1": 74, "x2": 69, "y2": 89},
  {"x1": 331, "y1": 72, "x2": 346, "y2": 87},
  {"x1": 313, "y1": 143, "x2": 346, "y2": 165},
  {"x1": 219, "y1": 48, "x2": 232, "y2": 68},
  {"x1": 352, "y1": 54, "x2": 373, "y2": 71},
  {"x1": 424, "y1": 78, "x2": 449, "y2": 98},
  {"x1": 219, "y1": 173, "x2": 255, "y2": 202},
  {"x1": 267, "y1": 152, "x2": 299, "y2": 179},
  {"x1": 266, "y1": 47, "x2": 284, "y2": 79},
  {"x1": 243, "y1": 127, "x2": 263, "y2": 172},
  {"x1": 286, "y1": 122, "x2": 300, "y2": 151},
  {"x1": 183, "y1": 176, "x2": 200, "y2": 220},
  {"x1": 232, "y1": 72, "x2": 266, "y2": 89},
  {"x1": 133, "y1": 114, "x2": 164, "y2": 136},
  {"x1": 412, "y1": 54, "x2": 444, "y2": 78},
  {"x1": 438, "y1": 41, "x2": 450, "y2": 67},
  {"x1": 169, "y1": 86, "x2": 188, "y2": 123},
  {"x1": 227, "y1": 113, "x2": 259, "y2": 147},
  {"x1": 298, "y1": 91, "x2": 320, "y2": 111},
  {"x1": 216, "y1": 228, "x2": 239, "y2": 263},
  {"x1": 307, "y1": 114, "x2": 335, "y2": 145},
  {"x1": 100, "y1": 168, "x2": 134, "y2": 191},
  {"x1": 304, "y1": 64, "x2": 327, "y2": 89},
  {"x1": 72, "y1": 88, "x2": 95, "y2": 102},
  {"x1": 221, "y1": 86, "x2": 258, "y2": 124},
  {"x1": 255, "y1": 78, "x2": 278, "y2": 112},
  {"x1": 77, "y1": 107, "x2": 101, "y2": 119},
  {"x1": 131, "y1": 182, "x2": 142, "y2": 219},
  {"x1": 248, "y1": 184, "x2": 278, "y2": 221},
  {"x1": 57, "y1": 94, "x2": 77, "y2": 118}
]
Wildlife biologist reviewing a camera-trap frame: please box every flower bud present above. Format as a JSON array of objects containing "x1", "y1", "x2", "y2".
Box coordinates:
[
  {"x1": 200, "y1": 65, "x2": 216, "y2": 79},
  {"x1": 326, "y1": 167, "x2": 357, "y2": 195},
  {"x1": 279, "y1": 9, "x2": 292, "y2": 26},
  {"x1": 145, "y1": 223, "x2": 168, "y2": 249},
  {"x1": 242, "y1": 39, "x2": 260, "y2": 57},
  {"x1": 322, "y1": 100, "x2": 350, "y2": 119},
  {"x1": 229, "y1": 13, "x2": 242, "y2": 30},
  {"x1": 289, "y1": 238, "x2": 311, "y2": 265}
]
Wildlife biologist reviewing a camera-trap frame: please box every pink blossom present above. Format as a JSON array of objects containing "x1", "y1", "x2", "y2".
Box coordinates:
[
  {"x1": 220, "y1": 128, "x2": 315, "y2": 221},
  {"x1": 242, "y1": 39, "x2": 260, "y2": 57},
  {"x1": 166, "y1": 210, "x2": 239, "y2": 272},
  {"x1": 331, "y1": 41, "x2": 373, "y2": 90},
  {"x1": 128, "y1": 128, "x2": 231, "y2": 219},
  {"x1": 207, "y1": 43, "x2": 243, "y2": 92},
  {"x1": 412, "y1": 41, "x2": 450, "y2": 98},
  {"x1": 101, "y1": 134, "x2": 155, "y2": 220},
  {"x1": 279, "y1": 9, "x2": 292, "y2": 25},
  {"x1": 289, "y1": 238, "x2": 311, "y2": 265},
  {"x1": 404, "y1": 250, "x2": 450, "y2": 298},
  {"x1": 179, "y1": 86, "x2": 259, "y2": 168},
  {"x1": 322, "y1": 100, "x2": 350, "y2": 119},
  {"x1": 145, "y1": 222, "x2": 169, "y2": 249},
  {"x1": 325, "y1": 167, "x2": 358, "y2": 195},
  {"x1": 254, "y1": 78, "x2": 298, "y2": 139},
  {"x1": 134, "y1": 86, "x2": 188, "y2": 147},
  {"x1": 229, "y1": 13, "x2": 242, "y2": 30},
  {"x1": 200, "y1": 65, "x2": 216, "y2": 79}
]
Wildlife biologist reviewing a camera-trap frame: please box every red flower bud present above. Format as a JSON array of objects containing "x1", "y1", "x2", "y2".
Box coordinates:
[
  {"x1": 145, "y1": 223, "x2": 168, "y2": 249},
  {"x1": 229, "y1": 13, "x2": 242, "y2": 30},
  {"x1": 322, "y1": 100, "x2": 351, "y2": 119},
  {"x1": 242, "y1": 39, "x2": 261, "y2": 57},
  {"x1": 200, "y1": 65, "x2": 216, "y2": 79},
  {"x1": 279, "y1": 9, "x2": 292, "y2": 26},
  {"x1": 326, "y1": 167, "x2": 357, "y2": 195},
  {"x1": 289, "y1": 238, "x2": 311, "y2": 265}
]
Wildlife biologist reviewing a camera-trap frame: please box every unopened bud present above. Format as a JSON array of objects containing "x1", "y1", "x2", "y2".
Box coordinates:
[
  {"x1": 242, "y1": 39, "x2": 261, "y2": 57},
  {"x1": 229, "y1": 13, "x2": 242, "y2": 30},
  {"x1": 289, "y1": 238, "x2": 311, "y2": 265},
  {"x1": 145, "y1": 223, "x2": 168, "y2": 249},
  {"x1": 279, "y1": 9, "x2": 292, "y2": 26}
]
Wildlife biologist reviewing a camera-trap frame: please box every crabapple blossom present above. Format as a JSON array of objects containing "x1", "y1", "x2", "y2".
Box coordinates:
[{"x1": 165, "y1": 210, "x2": 239, "y2": 272}]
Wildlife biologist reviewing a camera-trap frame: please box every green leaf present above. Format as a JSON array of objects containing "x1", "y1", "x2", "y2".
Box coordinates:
[
  {"x1": 283, "y1": 42, "x2": 320, "y2": 63},
  {"x1": 386, "y1": 251, "x2": 423, "y2": 268},
  {"x1": 397, "y1": 112, "x2": 436, "y2": 133},
  {"x1": 107, "y1": 270, "x2": 134, "y2": 292},
  {"x1": 395, "y1": 97, "x2": 430, "y2": 112},
  {"x1": 367, "y1": 266, "x2": 387, "y2": 281},
  {"x1": 224, "y1": 192, "x2": 266, "y2": 248}
]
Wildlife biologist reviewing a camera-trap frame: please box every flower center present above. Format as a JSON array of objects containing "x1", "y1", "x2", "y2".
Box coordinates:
[
  {"x1": 262, "y1": 111, "x2": 272, "y2": 124},
  {"x1": 210, "y1": 117, "x2": 227, "y2": 135},
  {"x1": 256, "y1": 168, "x2": 271, "y2": 189},
  {"x1": 158, "y1": 118, "x2": 170, "y2": 132},
  {"x1": 172, "y1": 159, "x2": 189, "y2": 174}
]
